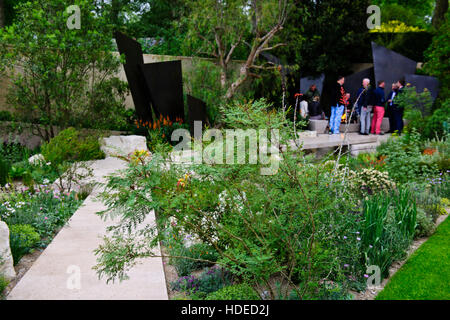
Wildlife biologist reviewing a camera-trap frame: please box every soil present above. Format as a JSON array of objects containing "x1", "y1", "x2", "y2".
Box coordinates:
[{"x1": 160, "y1": 244, "x2": 181, "y2": 300}]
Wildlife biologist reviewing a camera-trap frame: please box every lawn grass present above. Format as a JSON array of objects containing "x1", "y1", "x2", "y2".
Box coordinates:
[{"x1": 376, "y1": 216, "x2": 450, "y2": 300}]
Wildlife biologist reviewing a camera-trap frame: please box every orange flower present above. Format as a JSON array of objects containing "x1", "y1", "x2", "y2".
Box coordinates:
[{"x1": 423, "y1": 148, "x2": 437, "y2": 156}]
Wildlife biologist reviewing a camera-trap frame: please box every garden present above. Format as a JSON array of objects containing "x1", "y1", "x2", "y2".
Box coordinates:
[{"x1": 0, "y1": 0, "x2": 449, "y2": 302}]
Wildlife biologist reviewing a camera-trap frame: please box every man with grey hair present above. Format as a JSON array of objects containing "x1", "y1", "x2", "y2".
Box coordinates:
[{"x1": 356, "y1": 78, "x2": 374, "y2": 135}]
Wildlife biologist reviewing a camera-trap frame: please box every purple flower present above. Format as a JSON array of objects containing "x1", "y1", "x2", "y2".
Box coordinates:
[
  {"x1": 369, "y1": 245, "x2": 373, "y2": 249},
  {"x1": 344, "y1": 264, "x2": 350, "y2": 268},
  {"x1": 364, "y1": 274, "x2": 369, "y2": 278},
  {"x1": 357, "y1": 237, "x2": 361, "y2": 241},
  {"x1": 343, "y1": 236, "x2": 347, "y2": 240}
]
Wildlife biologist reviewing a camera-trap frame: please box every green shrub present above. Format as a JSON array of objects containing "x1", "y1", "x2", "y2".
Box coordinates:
[
  {"x1": 0, "y1": 141, "x2": 32, "y2": 164},
  {"x1": 9, "y1": 224, "x2": 40, "y2": 265},
  {"x1": 423, "y1": 101, "x2": 450, "y2": 139},
  {"x1": 1, "y1": 188, "x2": 82, "y2": 246},
  {"x1": 206, "y1": 284, "x2": 261, "y2": 300},
  {"x1": 0, "y1": 158, "x2": 10, "y2": 186},
  {"x1": 8, "y1": 162, "x2": 29, "y2": 180},
  {"x1": 197, "y1": 267, "x2": 233, "y2": 295},
  {"x1": 0, "y1": 110, "x2": 13, "y2": 121},
  {"x1": 415, "y1": 208, "x2": 436, "y2": 238},
  {"x1": 335, "y1": 167, "x2": 396, "y2": 196},
  {"x1": 41, "y1": 128, "x2": 105, "y2": 165},
  {"x1": 377, "y1": 130, "x2": 439, "y2": 183},
  {"x1": 171, "y1": 243, "x2": 219, "y2": 276}
]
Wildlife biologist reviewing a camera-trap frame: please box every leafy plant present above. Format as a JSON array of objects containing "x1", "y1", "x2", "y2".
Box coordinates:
[
  {"x1": 9, "y1": 224, "x2": 40, "y2": 265},
  {"x1": 206, "y1": 283, "x2": 261, "y2": 300},
  {"x1": 41, "y1": 127, "x2": 105, "y2": 165},
  {"x1": 361, "y1": 189, "x2": 417, "y2": 279},
  {"x1": 1, "y1": 186, "x2": 82, "y2": 246},
  {"x1": 415, "y1": 207, "x2": 435, "y2": 238},
  {"x1": 196, "y1": 266, "x2": 233, "y2": 295},
  {"x1": 377, "y1": 130, "x2": 439, "y2": 183},
  {"x1": 170, "y1": 243, "x2": 219, "y2": 277}
]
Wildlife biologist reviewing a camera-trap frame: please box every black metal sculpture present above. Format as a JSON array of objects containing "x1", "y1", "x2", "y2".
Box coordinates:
[
  {"x1": 372, "y1": 42, "x2": 417, "y2": 89},
  {"x1": 140, "y1": 60, "x2": 185, "y2": 122},
  {"x1": 187, "y1": 95, "x2": 207, "y2": 137},
  {"x1": 114, "y1": 31, "x2": 153, "y2": 122},
  {"x1": 299, "y1": 74, "x2": 325, "y2": 96}
]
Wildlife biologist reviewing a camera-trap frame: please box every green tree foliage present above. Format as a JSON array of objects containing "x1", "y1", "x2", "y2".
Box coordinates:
[
  {"x1": 280, "y1": 0, "x2": 371, "y2": 77},
  {"x1": 423, "y1": 11, "x2": 450, "y2": 101},
  {"x1": 370, "y1": 0, "x2": 435, "y2": 28},
  {"x1": 181, "y1": 0, "x2": 290, "y2": 99},
  {"x1": 128, "y1": 0, "x2": 188, "y2": 55},
  {"x1": 1, "y1": 0, "x2": 27, "y2": 27},
  {"x1": 432, "y1": 0, "x2": 449, "y2": 29},
  {"x1": 0, "y1": 0, "x2": 128, "y2": 141}
]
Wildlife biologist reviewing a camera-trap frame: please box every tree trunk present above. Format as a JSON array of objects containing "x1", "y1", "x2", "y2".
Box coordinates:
[
  {"x1": 0, "y1": 0, "x2": 5, "y2": 28},
  {"x1": 432, "y1": 0, "x2": 449, "y2": 29}
]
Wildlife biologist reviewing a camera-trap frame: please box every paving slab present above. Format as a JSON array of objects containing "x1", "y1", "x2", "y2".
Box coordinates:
[{"x1": 7, "y1": 157, "x2": 168, "y2": 300}]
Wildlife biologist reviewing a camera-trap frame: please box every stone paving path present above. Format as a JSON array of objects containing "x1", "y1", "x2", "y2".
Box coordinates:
[{"x1": 7, "y1": 157, "x2": 168, "y2": 300}]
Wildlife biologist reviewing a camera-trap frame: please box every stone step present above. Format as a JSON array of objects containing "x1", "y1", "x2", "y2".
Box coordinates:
[{"x1": 350, "y1": 142, "x2": 380, "y2": 151}]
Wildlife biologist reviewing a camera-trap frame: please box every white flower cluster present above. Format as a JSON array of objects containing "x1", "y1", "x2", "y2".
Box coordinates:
[
  {"x1": 0, "y1": 200, "x2": 22, "y2": 220},
  {"x1": 338, "y1": 168, "x2": 396, "y2": 195}
]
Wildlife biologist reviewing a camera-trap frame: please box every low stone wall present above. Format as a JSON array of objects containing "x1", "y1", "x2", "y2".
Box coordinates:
[{"x1": 0, "y1": 121, "x2": 127, "y2": 149}]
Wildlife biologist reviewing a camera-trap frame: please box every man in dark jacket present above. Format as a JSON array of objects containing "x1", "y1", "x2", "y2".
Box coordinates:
[
  {"x1": 386, "y1": 83, "x2": 398, "y2": 133},
  {"x1": 329, "y1": 76, "x2": 347, "y2": 134},
  {"x1": 393, "y1": 79, "x2": 406, "y2": 134},
  {"x1": 370, "y1": 80, "x2": 386, "y2": 135}
]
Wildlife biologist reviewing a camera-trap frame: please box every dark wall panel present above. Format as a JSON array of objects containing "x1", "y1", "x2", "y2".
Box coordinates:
[
  {"x1": 114, "y1": 31, "x2": 153, "y2": 122},
  {"x1": 372, "y1": 42, "x2": 417, "y2": 90},
  {"x1": 140, "y1": 61, "x2": 185, "y2": 122},
  {"x1": 187, "y1": 95, "x2": 207, "y2": 137},
  {"x1": 300, "y1": 74, "x2": 325, "y2": 95}
]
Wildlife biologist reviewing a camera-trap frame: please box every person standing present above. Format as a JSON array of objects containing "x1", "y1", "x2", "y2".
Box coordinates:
[
  {"x1": 329, "y1": 76, "x2": 347, "y2": 134},
  {"x1": 393, "y1": 79, "x2": 406, "y2": 134},
  {"x1": 386, "y1": 83, "x2": 398, "y2": 133},
  {"x1": 357, "y1": 78, "x2": 373, "y2": 135},
  {"x1": 370, "y1": 80, "x2": 386, "y2": 135}
]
